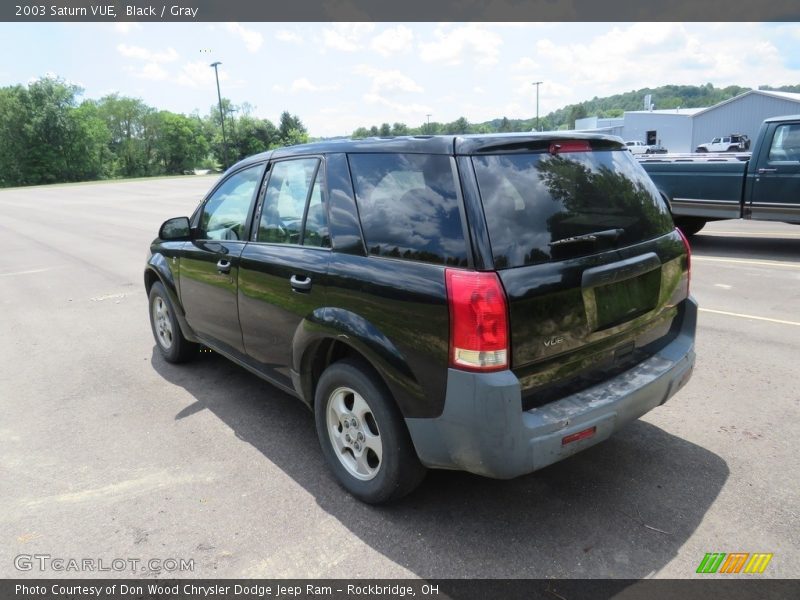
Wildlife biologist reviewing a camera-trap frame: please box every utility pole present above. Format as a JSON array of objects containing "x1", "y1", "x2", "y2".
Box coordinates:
[
  {"x1": 426, "y1": 114, "x2": 432, "y2": 134},
  {"x1": 210, "y1": 62, "x2": 229, "y2": 170},
  {"x1": 532, "y1": 81, "x2": 543, "y2": 132}
]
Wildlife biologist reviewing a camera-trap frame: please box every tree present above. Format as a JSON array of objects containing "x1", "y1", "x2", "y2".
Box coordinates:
[
  {"x1": 444, "y1": 117, "x2": 470, "y2": 134},
  {"x1": 277, "y1": 111, "x2": 308, "y2": 147},
  {"x1": 391, "y1": 122, "x2": 409, "y2": 136},
  {"x1": 97, "y1": 93, "x2": 154, "y2": 177},
  {"x1": 154, "y1": 111, "x2": 209, "y2": 174},
  {"x1": 379, "y1": 122, "x2": 391, "y2": 136},
  {"x1": 230, "y1": 116, "x2": 278, "y2": 160},
  {"x1": 352, "y1": 127, "x2": 370, "y2": 139},
  {"x1": 0, "y1": 76, "x2": 112, "y2": 186}
]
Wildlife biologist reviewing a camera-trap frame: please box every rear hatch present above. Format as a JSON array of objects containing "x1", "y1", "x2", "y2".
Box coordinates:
[{"x1": 468, "y1": 137, "x2": 690, "y2": 408}]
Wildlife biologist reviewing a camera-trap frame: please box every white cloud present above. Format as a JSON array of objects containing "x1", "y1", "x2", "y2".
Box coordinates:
[
  {"x1": 225, "y1": 22, "x2": 263, "y2": 53},
  {"x1": 289, "y1": 78, "x2": 341, "y2": 93},
  {"x1": 370, "y1": 25, "x2": 414, "y2": 57},
  {"x1": 512, "y1": 57, "x2": 540, "y2": 71},
  {"x1": 363, "y1": 93, "x2": 432, "y2": 116},
  {"x1": 125, "y1": 63, "x2": 169, "y2": 81},
  {"x1": 418, "y1": 24, "x2": 503, "y2": 66},
  {"x1": 354, "y1": 65, "x2": 423, "y2": 94},
  {"x1": 276, "y1": 30, "x2": 303, "y2": 44},
  {"x1": 177, "y1": 61, "x2": 229, "y2": 88},
  {"x1": 529, "y1": 22, "x2": 791, "y2": 104},
  {"x1": 117, "y1": 44, "x2": 179, "y2": 63},
  {"x1": 322, "y1": 23, "x2": 375, "y2": 52}
]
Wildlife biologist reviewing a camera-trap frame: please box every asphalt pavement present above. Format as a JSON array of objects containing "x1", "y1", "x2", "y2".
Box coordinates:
[{"x1": 1, "y1": 177, "x2": 797, "y2": 579}]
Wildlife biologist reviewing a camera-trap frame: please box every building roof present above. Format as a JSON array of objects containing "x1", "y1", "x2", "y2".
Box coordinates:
[
  {"x1": 626, "y1": 107, "x2": 705, "y2": 116},
  {"x1": 692, "y1": 89, "x2": 800, "y2": 117}
]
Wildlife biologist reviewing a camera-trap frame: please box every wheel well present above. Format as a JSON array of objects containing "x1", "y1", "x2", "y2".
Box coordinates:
[
  {"x1": 144, "y1": 269, "x2": 159, "y2": 294},
  {"x1": 304, "y1": 339, "x2": 392, "y2": 412}
]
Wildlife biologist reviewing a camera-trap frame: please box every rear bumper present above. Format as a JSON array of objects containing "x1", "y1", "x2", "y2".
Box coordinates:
[{"x1": 405, "y1": 297, "x2": 697, "y2": 479}]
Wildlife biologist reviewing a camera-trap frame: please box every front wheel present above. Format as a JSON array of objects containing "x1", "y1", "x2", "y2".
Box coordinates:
[
  {"x1": 148, "y1": 281, "x2": 197, "y2": 363},
  {"x1": 314, "y1": 359, "x2": 426, "y2": 504}
]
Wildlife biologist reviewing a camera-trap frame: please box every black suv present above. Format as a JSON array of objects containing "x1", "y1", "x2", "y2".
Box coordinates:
[{"x1": 145, "y1": 134, "x2": 696, "y2": 503}]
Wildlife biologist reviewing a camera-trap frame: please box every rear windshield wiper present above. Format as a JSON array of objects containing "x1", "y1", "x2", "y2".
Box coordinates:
[{"x1": 549, "y1": 228, "x2": 625, "y2": 247}]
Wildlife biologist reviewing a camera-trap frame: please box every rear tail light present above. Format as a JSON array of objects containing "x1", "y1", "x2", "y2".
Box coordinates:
[
  {"x1": 676, "y1": 227, "x2": 692, "y2": 294},
  {"x1": 445, "y1": 269, "x2": 509, "y2": 372}
]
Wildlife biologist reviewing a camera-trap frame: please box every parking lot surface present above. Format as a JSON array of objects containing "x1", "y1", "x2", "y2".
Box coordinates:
[{"x1": 1, "y1": 177, "x2": 798, "y2": 578}]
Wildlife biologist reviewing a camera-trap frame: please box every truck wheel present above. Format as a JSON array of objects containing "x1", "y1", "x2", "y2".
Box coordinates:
[
  {"x1": 695, "y1": 147, "x2": 707, "y2": 153},
  {"x1": 314, "y1": 359, "x2": 426, "y2": 504},
  {"x1": 148, "y1": 281, "x2": 197, "y2": 363},
  {"x1": 674, "y1": 217, "x2": 706, "y2": 237}
]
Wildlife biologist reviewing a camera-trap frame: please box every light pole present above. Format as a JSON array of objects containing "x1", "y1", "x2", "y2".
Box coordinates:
[
  {"x1": 210, "y1": 61, "x2": 229, "y2": 170},
  {"x1": 426, "y1": 114, "x2": 432, "y2": 134},
  {"x1": 227, "y1": 106, "x2": 238, "y2": 159},
  {"x1": 532, "y1": 81, "x2": 543, "y2": 132}
]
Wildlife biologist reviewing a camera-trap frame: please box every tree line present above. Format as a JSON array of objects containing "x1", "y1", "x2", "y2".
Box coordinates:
[
  {"x1": 350, "y1": 83, "x2": 800, "y2": 139},
  {"x1": 0, "y1": 76, "x2": 308, "y2": 187}
]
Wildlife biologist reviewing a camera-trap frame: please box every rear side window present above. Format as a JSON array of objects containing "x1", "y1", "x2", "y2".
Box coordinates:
[
  {"x1": 348, "y1": 153, "x2": 467, "y2": 266},
  {"x1": 473, "y1": 150, "x2": 673, "y2": 268}
]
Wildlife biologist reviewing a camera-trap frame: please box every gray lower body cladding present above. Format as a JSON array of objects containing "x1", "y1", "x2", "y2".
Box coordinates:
[{"x1": 405, "y1": 297, "x2": 697, "y2": 479}]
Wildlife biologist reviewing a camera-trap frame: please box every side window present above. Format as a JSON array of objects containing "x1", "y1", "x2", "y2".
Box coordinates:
[
  {"x1": 348, "y1": 153, "x2": 467, "y2": 266},
  {"x1": 201, "y1": 164, "x2": 263, "y2": 240},
  {"x1": 302, "y1": 176, "x2": 330, "y2": 248},
  {"x1": 768, "y1": 124, "x2": 800, "y2": 162},
  {"x1": 257, "y1": 158, "x2": 326, "y2": 246}
]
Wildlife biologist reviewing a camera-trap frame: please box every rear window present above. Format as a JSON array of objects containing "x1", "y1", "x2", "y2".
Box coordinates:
[
  {"x1": 472, "y1": 150, "x2": 673, "y2": 268},
  {"x1": 348, "y1": 153, "x2": 467, "y2": 266}
]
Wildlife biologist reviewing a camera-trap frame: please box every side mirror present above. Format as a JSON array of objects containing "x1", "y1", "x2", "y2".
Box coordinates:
[{"x1": 159, "y1": 217, "x2": 191, "y2": 241}]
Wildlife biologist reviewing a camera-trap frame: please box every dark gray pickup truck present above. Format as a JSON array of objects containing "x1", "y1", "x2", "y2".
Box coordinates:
[{"x1": 639, "y1": 115, "x2": 800, "y2": 235}]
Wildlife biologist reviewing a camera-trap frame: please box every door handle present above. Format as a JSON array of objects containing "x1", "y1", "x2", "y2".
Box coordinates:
[
  {"x1": 290, "y1": 274, "x2": 312, "y2": 292},
  {"x1": 216, "y1": 259, "x2": 232, "y2": 274},
  {"x1": 757, "y1": 168, "x2": 778, "y2": 174}
]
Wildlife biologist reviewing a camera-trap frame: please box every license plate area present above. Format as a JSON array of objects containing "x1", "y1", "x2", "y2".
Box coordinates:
[
  {"x1": 594, "y1": 268, "x2": 661, "y2": 330},
  {"x1": 581, "y1": 252, "x2": 662, "y2": 332}
]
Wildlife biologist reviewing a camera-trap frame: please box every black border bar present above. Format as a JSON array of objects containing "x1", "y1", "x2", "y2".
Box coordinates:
[
  {"x1": 4, "y1": 579, "x2": 800, "y2": 600},
  {"x1": 3, "y1": 0, "x2": 800, "y2": 22}
]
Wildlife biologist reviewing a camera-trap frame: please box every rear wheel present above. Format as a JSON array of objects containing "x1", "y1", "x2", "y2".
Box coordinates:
[
  {"x1": 148, "y1": 281, "x2": 197, "y2": 363},
  {"x1": 314, "y1": 359, "x2": 426, "y2": 504},
  {"x1": 674, "y1": 217, "x2": 707, "y2": 237}
]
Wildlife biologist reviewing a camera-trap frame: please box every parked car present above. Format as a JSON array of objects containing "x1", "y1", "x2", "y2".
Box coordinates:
[
  {"x1": 145, "y1": 134, "x2": 696, "y2": 503},
  {"x1": 640, "y1": 115, "x2": 800, "y2": 236},
  {"x1": 646, "y1": 144, "x2": 669, "y2": 154},
  {"x1": 624, "y1": 140, "x2": 650, "y2": 154},
  {"x1": 695, "y1": 133, "x2": 750, "y2": 153}
]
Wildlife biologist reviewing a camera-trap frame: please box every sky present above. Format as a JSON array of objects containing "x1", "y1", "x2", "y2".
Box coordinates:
[{"x1": 1, "y1": 22, "x2": 799, "y2": 137}]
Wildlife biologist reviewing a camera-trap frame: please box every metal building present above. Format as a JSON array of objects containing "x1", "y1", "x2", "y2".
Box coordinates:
[{"x1": 575, "y1": 90, "x2": 800, "y2": 152}]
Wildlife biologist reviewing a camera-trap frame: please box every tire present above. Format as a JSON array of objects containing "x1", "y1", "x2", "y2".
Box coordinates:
[
  {"x1": 314, "y1": 358, "x2": 426, "y2": 504},
  {"x1": 148, "y1": 281, "x2": 197, "y2": 363},
  {"x1": 695, "y1": 147, "x2": 708, "y2": 153},
  {"x1": 674, "y1": 217, "x2": 706, "y2": 237}
]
